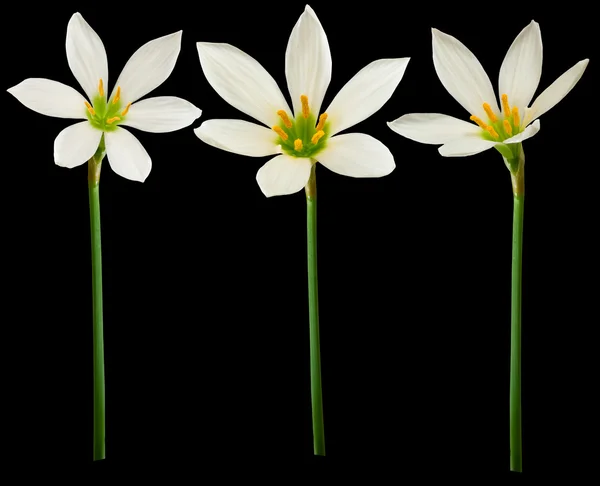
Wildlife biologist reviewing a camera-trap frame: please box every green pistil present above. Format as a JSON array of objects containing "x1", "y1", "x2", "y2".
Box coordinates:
[
  {"x1": 86, "y1": 94, "x2": 127, "y2": 132},
  {"x1": 276, "y1": 112, "x2": 330, "y2": 158}
]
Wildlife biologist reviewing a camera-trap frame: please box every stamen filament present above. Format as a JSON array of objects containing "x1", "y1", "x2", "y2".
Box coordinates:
[
  {"x1": 311, "y1": 130, "x2": 325, "y2": 144},
  {"x1": 84, "y1": 101, "x2": 96, "y2": 116},
  {"x1": 501, "y1": 94, "x2": 511, "y2": 117},
  {"x1": 294, "y1": 139, "x2": 303, "y2": 151},
  {"x1": 106, "y1": 116, "x2": 120, "y2": 124},
  {"x1": 470, "y1": 115, "x2": 488, "y2": 130},
  {"x1": 483, "y1": 103, "x2": 497, "y2": 122},
  {"x1": 112, "y1": 86, "x2": 121, "y2": 105},
  {"x1": 486, "y1": 125, "x2": 499, "y2": 139},
  {"x1": 273, "y1": 126, "x2": 288, "y2": 140},
  {"x1": 301, "y1": 95, "x2": 310, "y2": 119},
  {"x1": 316, "y1": 113, "x2": 328, "y2": 131},
  {"x1": 98, "y1": 79, "x2": 105, "y2": 97},
  {"x1": 121, "y1": 102, "x2": 132, "y2": 117},
  {"x1": 503, "y1": 120, "x2": 513, "y2": 136},
  {"x1": 277, "y1": 110, "x2": 293, "y2": 128},
  {"x1": 512, "y1": 106, "x2": 520, "y2": 128}
]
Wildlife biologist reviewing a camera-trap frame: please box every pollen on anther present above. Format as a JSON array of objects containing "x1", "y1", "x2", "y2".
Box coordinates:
[
  {"x1": 106, "y1": 116, "x2": 120, "y2": 124},
  {"x1": 503, "y1": 120, "x2": 513, "y2": 136},
  {"x1": 501, "y1": 94, "x2": 511, "y2": 117},
  {"x1": 300, "y1": 95, "x2": 310, "y2": 119},
  {"x1": 482, "y1": 103, "x2": 497, "y2": 122},
  {"x1": 121, "y1": 102, "x2": 132, "y2": 117},
  {"x1": 316, "y1": 113, "x2": 328, "y2": 131},
  {"x1": 486, "y1": 125, "x2": 499, "y2": 139},
  {"x1": 112, "y1": 86, "x2": 121, "y2": 105},
  {"x1": 294, "y1": 139, "x2": 303, "y2": 151},
  {"x1": 273, "y1": 126, "x2": 288, "y2": 140},
  {"x1": 98, "y1": 79, "x2": 105, "y2": 97},
  {"x1": 311, "y1": 130, "x2": 325, "y2": 144},
  {"x1": 512, "y1": 106, "x2": 520, "y2": 127},
  {"x1": 470, "y1": 115, "x2": 487, "y2": 130},
  {"x1": 277, "y1": 110, "x2": 293, "y2": 128},
  {"x1": 84, "y1": 101, "x2": 96, "y2": 116}
]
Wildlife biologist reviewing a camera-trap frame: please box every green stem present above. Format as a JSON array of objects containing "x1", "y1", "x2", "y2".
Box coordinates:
[
  {"x1": 89, "y1": 142, "x2": 105, "y2": 461},
  {"x1": 305, "y1": 163, "x2": 325, "y2": 456},
  {"x1": 509, "y1": 150, "x2": 524, "y2": 472}
]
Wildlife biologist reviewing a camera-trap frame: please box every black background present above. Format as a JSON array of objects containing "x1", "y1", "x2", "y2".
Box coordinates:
[{"x1": 2, "y1": 0, "x2": 596, "y2": 479}]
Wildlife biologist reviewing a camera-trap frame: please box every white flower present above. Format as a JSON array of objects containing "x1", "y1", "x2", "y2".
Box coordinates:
[
  {"x1": 195, "y1": 5, "x2": 409, "y2": 197},
  {"x1": 388, "y1": 21, "x2": 589, "y2": 158},
  {"x1": 7, "y1": 12, "x2": 201, "y2": 182}
]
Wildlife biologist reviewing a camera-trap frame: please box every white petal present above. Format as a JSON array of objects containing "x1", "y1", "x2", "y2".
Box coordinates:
[
  {"x1": 285, "y1": 5, "x2": 332, "y2": 118},
  {"x1": 66, "y1": 13, "x2": 108, "y2": 101},
  {"x1": 120, "y1": 96, "x2": 201, "y2": 133},
  {"x1": 194, "y1": 119, "x2": 280, "y2": 157},
  {"x1": 504, "y1": 119, "x2": 540, "y2": 144},
  {"x1": 316, "y1": 133, "x2": 394, "y2": 177},
  {"x1": 438, "y1": 135, "x2": 497, "y2": 157},
  {"x1": 524, "y1": 59, "x2": 589, "y2": 126},
  {"x1": 499, "y1": 20, "x2": 543, "y2": 112},
  {"x1": 105, "y1": 128, "x2": 152, "y2": 182},
  {"x1": 387, "y1": 113, "x2": 480, "y2": 144},
  {"x1": 432, "y1": 28, "x2": 499, "y2": 120},
  {"x1": 197, "y1": 42, "x2": 291, "y2": 127},
  {"x1": 325, "y1": 58, "x2": 410, "y2": 136},
  {"x1": 54, "y1": 121, "x2": 102, "y2": 168},
  {"x1": 7, "y1": 78, "x2": 87, "y2": 119},
  {"x1": 256, "y1": 154, "x2": 312, "y2": 197},
  {"x1": 112, "y1": 31, "x2": 182, "y2": 105}
]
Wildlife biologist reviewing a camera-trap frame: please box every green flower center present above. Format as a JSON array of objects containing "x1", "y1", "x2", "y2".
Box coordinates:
[
  {"x1": 84, "y1": 78, "x2": 131, "y2": 132},
  {"x1": 272, "y1": 95, "x2": 330, "y2": 158}
]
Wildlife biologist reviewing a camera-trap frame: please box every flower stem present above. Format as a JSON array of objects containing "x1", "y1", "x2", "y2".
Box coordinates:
[
  {"x1": 88, "y1": 141, "x2": 105, "y2": 461},
  {"x1": 509, "y1": 150, "x2": 525, "y2": 472},
  {"x1": 305, "y1": 163, "x2": 325, "y2": 456}
]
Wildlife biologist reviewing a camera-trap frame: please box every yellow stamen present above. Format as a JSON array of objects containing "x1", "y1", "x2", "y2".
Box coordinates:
[
  {"x1": 486, "y1": 125, "x2": 499, "y2": 139},
  {"x1": 470, "y1": 115, "x2": 487, "y2": 130},
  {"x1": 277, "y1": 110, "x2": 292, "y2": 128},
  {"x1": 294, "y1": 139, "x2": 303, "y2": 151},
  {"x1": 311, "y1": 130, "x2": 325, "y2": 144},
  {"x1": 112, "y1": 86, "x2": 121, "y2": 105},
  {"x1": 98, "y1": 79, "x2": 104, "y2": 97},
  {"x1": 501, "y1": 94, "x2": 511, "y2": 117},
  {"x1": 106, "y1": 116, "x2": 121, "y2": 124},
  {"x1": 272, "y1": 126, "x2": 288, "y2": 140},
  {"x1": 316, "y1": 113, "x2": 328, "y2": 131},
  {"x1": 512, "y1": 106, "x2": 520, "y2": 128},
  {"x1": 121, "y1": 102, "x2": 132, "y2": 117},
  {"x1": 503, "y1": 120, "x2": 513, "y2": 136},
  {"x1": 483, "y1": 103, "x2": 497, "y2": 122},
  {"x1": 300, "y1": 95, "x2": 309, "y2": 119},
  {"x1": 84, "y1": 101, "x2": 96, "y2": 116}
]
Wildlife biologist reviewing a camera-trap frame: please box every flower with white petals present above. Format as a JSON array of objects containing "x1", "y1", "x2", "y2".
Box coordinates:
[
  {"x1": 195, "y1": 5, "x2": 409, "y2": 197},
  {"x1": 388, "y1": 21, "x2": 588, "y2": 159},
  {"x1": 7, "y1": 12, "x2": 201, "y2": 182}
]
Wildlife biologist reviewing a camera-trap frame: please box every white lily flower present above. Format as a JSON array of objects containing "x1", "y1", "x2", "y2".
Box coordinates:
[
  {"x1": 7, "y1": 12, "x2": 201, "y2": 182},
  {"x1": 388, "y1": 21, "x2": 588, "y2": 159},
  {"x1": 195, "y1": 5, "x2": 409, "y2": 197}
]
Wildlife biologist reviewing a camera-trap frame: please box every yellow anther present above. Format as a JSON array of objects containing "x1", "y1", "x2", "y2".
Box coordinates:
[
  {"x1": 121, "y1": 102, "x2": 132, "y2": 117},
  {"x1": 486, "y1": 126, "x2": 499, "y2": 139},
  {"x1": 501, "y1": 94, "x2": 511, "y2": 117},
  {"x1": 503, "y1": 120, "x2": 513, "y2": 136},
  {"x1": 311, "y1": 130, "x2": 325, "y2": 144},
  {"x1": 277, "y1": 110, "x2": 293, "y2": 128},
  {"x1": 294, "y1": 139, "x2": 303, "y2": 151},
  {"x1": 470, "y1": 115, "x2": 488, "y2": 130},
  {"x1": 98, "y1": 79, "x2": 104, "y2": 97},
  {"x1": 512, "y1": 106, "x2": 520, "y2": 127},
  {"x1": 300, "y1": 95, "x2": 309, "y2": 119},
  {"x1": 272, "y1": 126, "x2": 288, "y2": 140},
  {"x1": 316, "y1": 113, "x2": 328, "y2": 131},
  {"x1": 84, "y1": 101, "x2": 96, "y2": 116},
  {"x1": 112, "y1": 86, "x2": 121, "y2": 105},
  {"x1": 482, "y1": 103, "x2": 497, "y2": 122},
  {"x1": 106, "y1": 116, "x2": 121, "y2": 124}
]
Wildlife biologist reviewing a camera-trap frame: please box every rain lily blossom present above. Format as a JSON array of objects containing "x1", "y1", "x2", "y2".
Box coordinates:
[
  {"x1": 195, "y1": 5, "x2": 409, "y2": 197},
  {"x1": 7, "y1": 12, "x2": 201, "y2": 182},
  {"x1": 388, "y1": 21, "x2": 588, "y2": 163}
]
